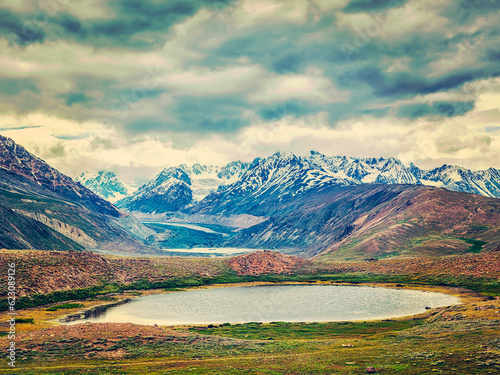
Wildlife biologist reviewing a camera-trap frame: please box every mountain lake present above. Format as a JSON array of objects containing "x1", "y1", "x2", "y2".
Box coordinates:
[{"x1": 62, "y1": 284, "x2": 460, "y2": 325}]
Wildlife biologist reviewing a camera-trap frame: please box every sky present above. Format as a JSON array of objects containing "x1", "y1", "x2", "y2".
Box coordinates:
[{"x1": 0, "y1": 0, "x2": 500, "y2": 183}]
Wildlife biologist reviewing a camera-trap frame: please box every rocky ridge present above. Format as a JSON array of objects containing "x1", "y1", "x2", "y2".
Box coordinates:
[
  {"x1": 118, "y1": 150, "x2": 500, "y2": 216},
  {"x1": 0, "y1": 135, "x2": 121, "y2": 217}
]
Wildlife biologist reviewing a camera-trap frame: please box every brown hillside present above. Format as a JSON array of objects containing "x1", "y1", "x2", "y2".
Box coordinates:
[
  {"x1": 0, "y1": 250, "x2": 227, "y2": 297},
  {"x1": 317, "y1": 187, "x2": 500, "y2": 261},
  {"x1": 229, "y1": 250, "x2": 312, "y2": 276},
  {"x1": 320, "y1": 250, "x2": 500, "y2": 279}
]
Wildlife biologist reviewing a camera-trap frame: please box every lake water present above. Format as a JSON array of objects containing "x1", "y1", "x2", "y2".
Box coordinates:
[
  {"x1": 156, "y1": 247, "x2": 260, "y2": 256},
  {"x1": 66, "y1": 285, "x2": 460, "y2": 325}
]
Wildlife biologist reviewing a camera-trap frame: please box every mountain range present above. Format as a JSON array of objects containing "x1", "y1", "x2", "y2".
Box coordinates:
[
  {"x1": 183, "y1": 152, "x2": 500, "y2": 259},
  {"x1": 1, "y1": 135, "x2": 499, "y2": 260},
  {"x1": 189, "y1": 151, "x2": 500, "y2": 217},
  {"x1": 84, "y1": 151, "x2": 500, "y2": 216}
]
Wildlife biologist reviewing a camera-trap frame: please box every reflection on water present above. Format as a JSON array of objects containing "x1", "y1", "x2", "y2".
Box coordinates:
[
  {"x1": 62, "y1": 285, "x2": 461, "y2": 326},
  {"x1": 59, "y1": 298, "x2": 132, "y2": 323}
]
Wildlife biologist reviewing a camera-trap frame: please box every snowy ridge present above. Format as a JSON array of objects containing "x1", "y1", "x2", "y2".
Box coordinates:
[
  {"x1": 114, "y1": 150, "x2": 500, "y2": 215},
  {"x1": 76, "y1": 171, "x2": 136, "y2": 203},
  {"x1": 191, "y1": 150, "x2": 500, "y2": 216},
  {"x1": 307, "y1": 152, "x2": 420, "y2": 185},
  {"x1": 223, "y1": 151, "x2": 353, "y2": 199},
  {"x1": 178, "y1": 161, "x2": 249, "y2": 201},
  {"x1": 116, "y1": 162, "x2": 249, "y2": 214},
  {"x1": 418, "y1": 165, "x2": 500, "y2": 198},
  {"x1": 306, "y1": 151, "x2": 500, "y2": 197}
]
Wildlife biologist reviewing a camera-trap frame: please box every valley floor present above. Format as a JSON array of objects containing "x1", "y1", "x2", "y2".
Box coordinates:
[{"x1": 1, "y1": 250, "x2": 500, "y2": 374}]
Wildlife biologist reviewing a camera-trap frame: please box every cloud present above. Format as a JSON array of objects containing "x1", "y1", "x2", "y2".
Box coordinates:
[
  {"x1": 0, "y1": 77, "x2": 38, "y2": 95},
  {"x1": 162, "y1": 64, "x2": 265, "y2": 95},
  {"x1": 249, "y1": 69, "x2": 347, "y2": 103},
  {"x1": 231, "y1": 0, "x2": 310, "y2": 28},
  {"x1": 57, "y1": 92, "x2": 93, "y2": 107},
  {"x1": 0, "y1": 0, "x2": 238, "y2": 50},
  {"x1": 396, "y1": 101, "x2": 475, "y2": 118},
  {"x1": 0, "y1": 7, "x2": 46, "y2": 45},
  {"x1": 337, "y1": 0, "x2": 449, "y2": 39},
  {"x1": 1, "y1": 0, "x2": 500, "y2": 175}
]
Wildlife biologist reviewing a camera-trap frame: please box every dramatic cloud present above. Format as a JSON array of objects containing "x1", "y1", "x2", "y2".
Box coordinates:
[{"x1": 0, "y1": 0, "x2": 499, "y2": 181}]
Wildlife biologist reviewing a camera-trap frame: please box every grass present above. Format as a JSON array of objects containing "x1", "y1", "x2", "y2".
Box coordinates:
[
  {"x1": 6, "y1": 308, "x2": 500, "y2": 374},
  {"x1": 46, "y1": 303, "x2": 84, "y2": 311},
  {"x1": 191, "y1": 319, "x2": 426, "y2": 340},
  {"x1": 460, "y1": 237, "x2": 488, "y2": 254}
]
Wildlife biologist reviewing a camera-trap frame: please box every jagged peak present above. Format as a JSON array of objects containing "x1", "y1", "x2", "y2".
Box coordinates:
[
  {"x1": 272, "y1": 150, "x2": 297, "y2": 160},
  {"x1": 434, "y1": 164, "x2": 469, "y2": 174}
]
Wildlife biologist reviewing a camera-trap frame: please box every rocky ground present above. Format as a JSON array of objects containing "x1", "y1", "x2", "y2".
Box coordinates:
[
  {"x1": 228, "y1": 250, "x2": 313, "y2": 276},
  {"x1": 7, "y1": 322, "x2": 245, "y2": 361},
  {"x1": 0, "y1": 249, "x2": 230, "y2": 297}
]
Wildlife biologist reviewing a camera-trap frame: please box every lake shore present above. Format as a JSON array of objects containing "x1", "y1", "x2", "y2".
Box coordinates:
[{"x1": 1, "y1": 281, "x2": 498, "y2": 374}]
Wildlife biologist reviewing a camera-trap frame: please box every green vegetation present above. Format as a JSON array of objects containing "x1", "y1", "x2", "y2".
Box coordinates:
[
  {"x1": 460, "y1": 237, "x2": 488, "y2": 253},
  {"x1": 192, "y1": 319, "x2": 425, "y2": 340},
  {"x1": 15, "y1": 318, "x2": 34, "y2": 324},
  {"x1": 46, "y1": 303, "x2": 84, "y2": 311},
  {"x1": 0, "y1": 283, "x2": 122, "y2": 311},
  {"x1": 9, "y1": 308, "x2": 500, "y2": 374}
]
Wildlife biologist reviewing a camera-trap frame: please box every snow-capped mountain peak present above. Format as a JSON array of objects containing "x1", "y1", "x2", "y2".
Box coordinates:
[
  {"x1": 113, "y1": 150, "x2": 500, "y2": 215},
  {"x1": 116, "y1": 161, "x2": 250, "y2": 214},
  {"x1": 75, "y1": 171, "x2": 135, "y2": 203}
]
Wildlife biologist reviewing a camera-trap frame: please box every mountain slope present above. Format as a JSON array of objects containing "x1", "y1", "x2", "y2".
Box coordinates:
[
  {"x1": 0, "y1": 135, "x2": 120, "y2": 217},
  {"x1": 225, "y1": 183, "x2": 500, "y2": 259},
  {"x1": 317, "y1": 185, "x2": 500, "y2": 260},
  {"x1": 116, "y1": 167, "x2": 193, "y2": 214},
  {"x1": 0, "y1": 135, "x2": 152, "y2": 253},
  {"x1": 0, "y1": 202, "x2": 84, "y2": 251}
]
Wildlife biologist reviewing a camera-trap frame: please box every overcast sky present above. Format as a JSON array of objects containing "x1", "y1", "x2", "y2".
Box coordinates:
[{"x1": 1, "y1": 0, "x2": 500, "y2": 183}]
